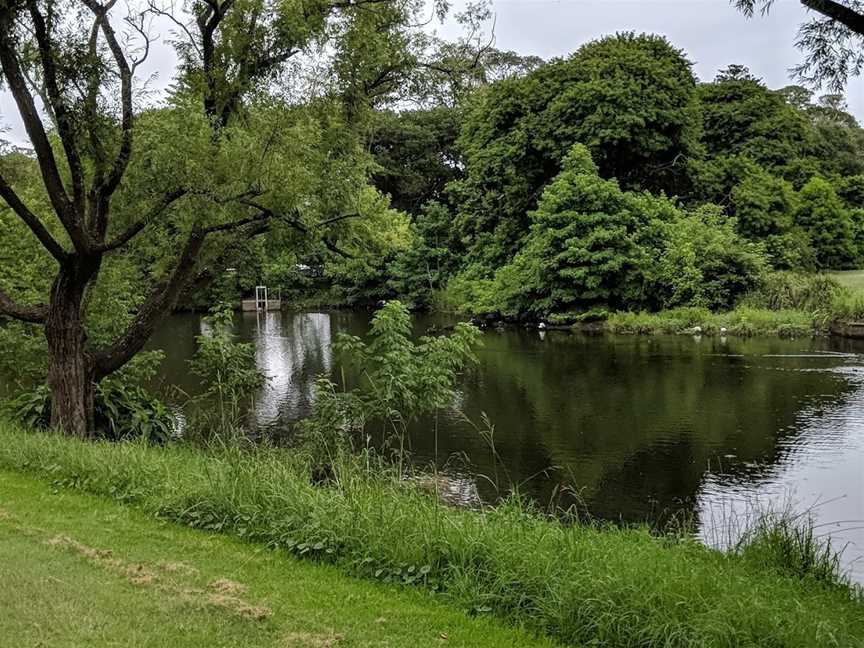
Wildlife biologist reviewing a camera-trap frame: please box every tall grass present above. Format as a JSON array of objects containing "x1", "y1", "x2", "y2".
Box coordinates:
[
  {"x1": 606, "y1": 306, "x2": 819, "y2": 337},
  {"x1": 605, "y1": 273, "x2": 864, "y2": 337},
  {"x1": 741, "y1": 271, "x2": 846, "y2": 313},
  {"x1": 1, "y1": 422, "x2": 862, "y2": 647}
]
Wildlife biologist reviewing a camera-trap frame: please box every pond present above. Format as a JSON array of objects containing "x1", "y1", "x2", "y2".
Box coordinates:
[{"x1": 150, "y1": 309, "x2": 864, "y2": 583}]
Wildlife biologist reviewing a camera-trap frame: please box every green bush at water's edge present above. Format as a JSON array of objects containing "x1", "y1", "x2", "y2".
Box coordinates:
[
  {"x1": 605, "y1": 306, "x2": 820, "y2": 337},
  {"x1": 605, "y1": 271, "x2": 864, "y2": 337},
  {"x1": 1, "y1": 422, "x2": 861, "y2": 647}
]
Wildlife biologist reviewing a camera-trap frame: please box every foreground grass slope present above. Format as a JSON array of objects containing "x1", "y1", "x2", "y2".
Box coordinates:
[
  {"x1": 1, "y1": 422, "x2": 863, "y2": 647},
  {"x1": 0, "y1": 470, "x2": 556, "y2": 648}
]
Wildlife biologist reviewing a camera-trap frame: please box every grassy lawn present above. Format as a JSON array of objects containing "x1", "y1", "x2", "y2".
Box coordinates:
[
  {"x1": 0, "y1": 470, "x2": 558, "y2": 648},
  {"x1": 830, "y1": 270, "x2": 864, "y2": 293},
  {"x1": 2, "y1": 423, "x2": 863, "y2": 646}
]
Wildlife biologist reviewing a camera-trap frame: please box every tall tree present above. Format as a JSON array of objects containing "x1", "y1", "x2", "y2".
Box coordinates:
[
  {"x1": 0, "y1": 0, "x2": 434, "y2": 436},
  {"x1": 734, "y1": 0, "x2": 864, "y2": 90},
  {"x1": 452, "y1": 32, "x2": 700, "y2": 268}
]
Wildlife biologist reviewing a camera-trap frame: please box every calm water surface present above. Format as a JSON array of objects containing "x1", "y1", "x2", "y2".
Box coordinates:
[{"x1": 149, "y1": 310, "x2": 864, "y2": 583}]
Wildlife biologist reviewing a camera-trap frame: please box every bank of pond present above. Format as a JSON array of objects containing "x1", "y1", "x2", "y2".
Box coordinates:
[
  {"x1": 141, "y1": 309, "x2": 864, "y2": 584},
  {"x1": 1, "y1": 422, "x2": 863, "y2": 647}
]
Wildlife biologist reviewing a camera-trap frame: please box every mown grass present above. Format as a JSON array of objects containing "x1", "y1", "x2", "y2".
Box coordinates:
[
  {"x1": 1, "y1": 422, "x2": 863, "y2": 647},
  {"x1": 830, "y1": 269, "x2": 864, "y2": 294},
  {"x1": 0, "y1": 470, "x2": 555, "y2": 648}
]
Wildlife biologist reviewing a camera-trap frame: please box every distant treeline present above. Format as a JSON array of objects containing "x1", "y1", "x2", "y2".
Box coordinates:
[{"x1": 213, "y1": 33, "x2": 864, "y2": 318}]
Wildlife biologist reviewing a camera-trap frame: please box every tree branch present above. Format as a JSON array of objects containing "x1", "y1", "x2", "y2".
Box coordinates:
[
  {"x1": 0, "y1": 289, "x2": 48, "y2": 323},
  {"x1": 0, "y1": 11, "x2": 79, "y2": 246},
  {"x1": 95, "y1": 189, "x2": 188, "y2": 252},
  {"x1": 801, "y1": 0, "x2": 864, "y2": 35},
  {"x1": 26, "y1": 0, "x2": 87, "y2": 217},
  {"x1": 317, "y1": 212, "x2": 360, "y2": 227},
  {"x1": 93, "y1": 229, "x2": 206, "y2": 378},
  {"x1": 238, "y1": 198, "x2": 308, "y2": 233},
  {"x1": 238, "y1": 200, "x2": 355, "y2": 257},
  {"x1": 92, "y1": 207, "x2": 270, "y2": 379},
  {"x1": 145, "y1": 1, "x2": 202, "y2": 58},
  {"x1": 198, "y1": 212, "x2": 271, "y2": 234},
  {"x1": 0, "y1": 171, "x2": 67, "y2": 261},
  {"x1": 83, "y1": 0, "x2": 134, "y2": 205}
]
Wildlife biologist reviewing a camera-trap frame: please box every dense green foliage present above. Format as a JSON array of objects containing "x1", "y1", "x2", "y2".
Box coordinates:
[
  {"x1": 2, "y1": 422, "x2": 862, "y2": 648},
  {"x1": 274, "y1": 34, "x2": 864, "y2": 319},
  {"x1": 300, "y1": 300, "x2": 480, "y2": 461},
  {"x1": 453, "y1": 145, "x2": 766, "y2": 316},
  {"x1": 449, "y1": 33, "x2": 700, "y2": 269},
  {"x1": 187, "y1": 306, "x2": 266, "y2": 436},
  {"x1": 3, "y1": 364, "x2": 175, "y2": 444}
]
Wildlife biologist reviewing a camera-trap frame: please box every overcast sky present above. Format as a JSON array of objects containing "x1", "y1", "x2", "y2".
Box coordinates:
[
  {"x1": 1, "y1": 0, "x2": 861, "y2": 146},
  {"x1": 434, "y1": 0, "x2": 863, "y2": 113}
]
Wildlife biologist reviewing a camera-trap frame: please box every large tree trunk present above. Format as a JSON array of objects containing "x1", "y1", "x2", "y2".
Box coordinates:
[
  {"x1": 47, "y1": 333, "x2": 95, "y2": 437},
  {"x1": 45, "y1": 259, "x2": 99, "y2": 437}
]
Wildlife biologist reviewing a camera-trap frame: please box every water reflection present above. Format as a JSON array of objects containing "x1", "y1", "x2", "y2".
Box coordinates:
[
  {"x1": 244, "y1": 310, "x2": 333, "y2": 427},
  {"x1": 149, "y1": 310, "x2": 864, "y2": 583}
]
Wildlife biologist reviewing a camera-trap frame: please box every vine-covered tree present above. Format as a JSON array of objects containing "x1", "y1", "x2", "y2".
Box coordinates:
[{"x1": 0, "y1": 0, "x2": 436, "y2": 436}]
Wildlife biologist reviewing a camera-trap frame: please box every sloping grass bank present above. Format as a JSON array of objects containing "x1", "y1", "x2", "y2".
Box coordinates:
[
  {"x1": 0, "y1": 470, "x2": 555, "y2": 647},
  {"x1": 1, "y1": 422, "x2": 863, "y2": 647}
]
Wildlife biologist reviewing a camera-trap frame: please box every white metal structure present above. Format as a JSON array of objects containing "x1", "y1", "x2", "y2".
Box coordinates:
[{"x1": 255, "y1": 285, "x2": 268, "y2": 311}]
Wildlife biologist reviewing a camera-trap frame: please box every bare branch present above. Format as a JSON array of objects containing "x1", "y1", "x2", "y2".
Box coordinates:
[
  {"x1": 95, "y1": 188, "x2": 188, "y2": 252},
  {"x1": 0, "y1": 11, "x2": 78, "y2": 244},
  {"x1": 0, "y1": 289, "x2": 48, "y2": 323},
  {"x1": 0, "y1": 171, "x2": 67, "y2": 261},
  {"x1": 145, "y1": 0, "x2": 201, "y2": 57},
  {"x1": 126, "y1": 12, "x2": 154, "y2": 74}
]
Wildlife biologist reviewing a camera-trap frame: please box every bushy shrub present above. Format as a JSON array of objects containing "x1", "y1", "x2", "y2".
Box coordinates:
[
  {"x1": 742, "y1": 271, "x2": 847, "y2": 313},
  {"x1": 188, "y1": 305, "x2": 265, "y2": 435},
  {"x1": 3, "y1": 381, "x2": 175, "y2": 443},
  {"x1": 651, "y1": 205, "x2": 769, "y2": 310},
  {"x1": 486, "y1": 146, "x2": 767, "y2": 317},
  {"x1": 299, "y1": 300, "x2": 481, "y2": 456},
  {"x1": 796, "y1": 177, "x2": 857, "y2": 269},
  {"x1": 438, "y1": 266, "x2": 503, "y2": 315},
  {"x1": 492, "y1": 144, "x2": 673, "y2": 315}
]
